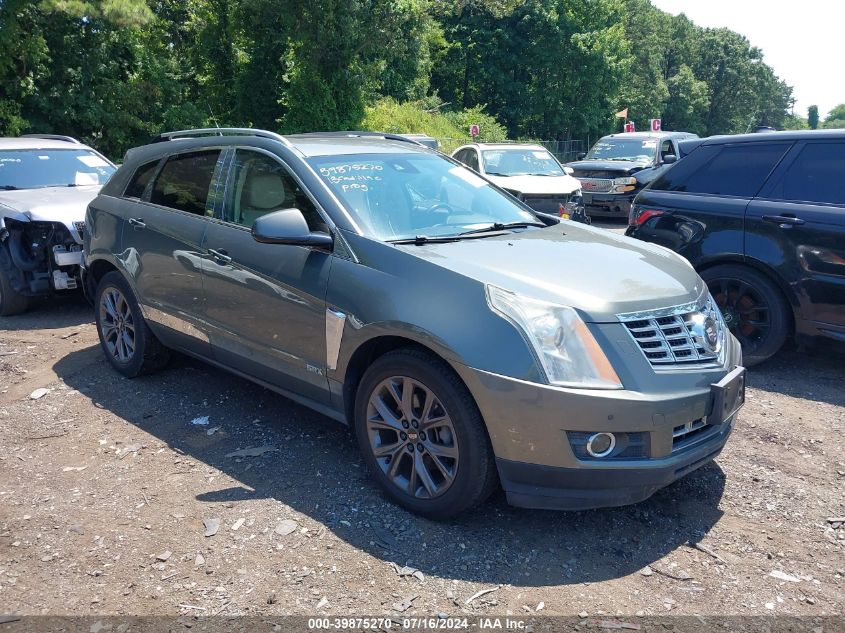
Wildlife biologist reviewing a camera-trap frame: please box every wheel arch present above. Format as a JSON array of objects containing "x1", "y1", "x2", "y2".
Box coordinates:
[
  {"x1": 340, "y1": 334, "x2": 472, "y2": 428},
  {"x1": 696, "y1": 255, "x2": 798, "y2": 332}
]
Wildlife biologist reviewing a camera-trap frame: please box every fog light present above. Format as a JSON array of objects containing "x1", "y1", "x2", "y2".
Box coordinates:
[{"x1": 586, "y1": 432, "x2": 616, "y2": 458}]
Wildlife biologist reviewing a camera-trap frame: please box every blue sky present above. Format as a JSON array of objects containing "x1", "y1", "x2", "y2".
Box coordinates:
[{"x1": 651, "y1": 0, "x2": 843, "y2": 120}]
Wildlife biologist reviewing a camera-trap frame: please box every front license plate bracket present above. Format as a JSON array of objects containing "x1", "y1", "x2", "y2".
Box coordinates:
[{"x1": 710, "y1": 366, "x2": 746, "y2": 424}]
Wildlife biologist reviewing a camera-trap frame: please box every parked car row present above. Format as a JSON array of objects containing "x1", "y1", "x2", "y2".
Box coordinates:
[{"x1": 5, "y1": 125, "x2": 841, "y2": 518}]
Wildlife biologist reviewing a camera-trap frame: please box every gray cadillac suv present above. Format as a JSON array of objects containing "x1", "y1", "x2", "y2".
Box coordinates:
[{"x1": 84, "y1": 128, "x2": 745, "y2": 518}]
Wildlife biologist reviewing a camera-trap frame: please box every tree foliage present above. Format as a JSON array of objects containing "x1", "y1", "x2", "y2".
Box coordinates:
[
  {"x1": 0, "y1": 0, "x2": 798, "y2": 157},
  {"x1": 807, "y1": 105, "x2": 819, "y2": 130}
]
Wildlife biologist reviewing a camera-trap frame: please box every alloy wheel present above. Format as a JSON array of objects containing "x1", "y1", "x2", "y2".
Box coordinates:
[
  {"x1": 99, "y1": 287, "x2": 136, "y2": 363},
  {"x1": 708, "y1": 277, "x2": 771, "y2": 355},
  {"x1": 366, "y1": 376, "x2": 459, "y2": 499}
]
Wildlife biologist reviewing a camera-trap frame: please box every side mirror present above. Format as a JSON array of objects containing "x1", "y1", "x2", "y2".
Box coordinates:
[
  {"x1": 252, "y1": 208, "x2": 333, "y2": 248},
  {"x1": 563, "y1": 166, "x2": 574, "y2": 175},
  {"x1": 576, "y1": 152, "x2": 586, "y2": 161},
  {"x1": 662, "y1": 154, "x2": 677, "y2": 164}
]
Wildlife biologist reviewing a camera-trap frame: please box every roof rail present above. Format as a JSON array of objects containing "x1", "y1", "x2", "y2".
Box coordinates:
[
  {"x1": 291, "y1": 131, "x2": 426, "y2": 147},
  {"x1": 20, "y1": 133, "x2": 81, "y2": 144},
  {"x1": 156, "y1": 128, "x2": 294, "y2": 148}
]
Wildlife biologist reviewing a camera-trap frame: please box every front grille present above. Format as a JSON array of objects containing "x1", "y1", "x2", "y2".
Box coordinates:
[
  {"x1": 576, "y1": 177, "x2": 613, "y2": 193},
  {"x1": 73, "y1": 221, "x2": 86, "y2": 240},
  {"x1": 521, "y1": 193, "x2": 570, "y2": 214},
  {"x1": 617, "y1": 294, "x2": 726, "y2": 368}
]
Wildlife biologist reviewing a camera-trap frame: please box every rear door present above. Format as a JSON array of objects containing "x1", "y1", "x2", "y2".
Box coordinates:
[
  {"x1": 747, "y1": 139, "x2": 845, "y2": 330},
  {"x1": 201, "y1": 148, "x2": 333, "y2": 404},
  {"x1": 124, "y1": 148, "x2": 226, "y2": 356}
]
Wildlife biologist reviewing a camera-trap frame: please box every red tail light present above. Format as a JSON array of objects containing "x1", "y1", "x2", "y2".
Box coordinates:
[{"x1": 629, "y1": 207, "x2": 666, "y2": 227}]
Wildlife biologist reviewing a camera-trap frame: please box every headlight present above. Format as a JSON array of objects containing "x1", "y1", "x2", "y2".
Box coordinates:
[
  {"x1": 611, "y1": 176, "x2": 637, "y2": 193},
  {"x1": 487, "y1": 286, "x2": 623, "y2": 389}
]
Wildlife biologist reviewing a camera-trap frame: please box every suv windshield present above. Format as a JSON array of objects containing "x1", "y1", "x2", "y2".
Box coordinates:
[
  {"x1": 0, "y1": 149, "x2": 115, "y2": 190},
  {"x1": 481, "y1": 148, "x2": 564, "y2": 176},
  {"x1": 309, "y1": 152, "x2": 540, "y2": 241},
  {"x1": 585, "y1": 139, "x2": 658, "y2": 164}
]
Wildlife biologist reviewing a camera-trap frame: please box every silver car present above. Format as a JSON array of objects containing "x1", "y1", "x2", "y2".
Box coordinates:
[{"x1": 0, "y1": 134, "x2": 116, "y2": 315}]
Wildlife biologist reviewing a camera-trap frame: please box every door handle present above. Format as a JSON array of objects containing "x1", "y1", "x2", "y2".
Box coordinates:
[
  {"x1": 762, "y1": 215, "x2": 805, "y2": 226},
  {"x1": 207, "y1": 248, "x2": 232, "y2": 264},
  {"x1": 128, "y1": 218, "x2": 146, "y2": 229}
]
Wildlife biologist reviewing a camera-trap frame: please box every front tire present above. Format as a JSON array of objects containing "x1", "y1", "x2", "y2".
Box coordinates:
[
  {"x1": 94, "y1": 271, "x2": 170, "y2": 377},
  {"x1": 701, "y1": 264, "x2": 790, "y2": 366},
  {"x1": 0, "y1": 265, "x2": 29, "y2": 317},
  {"x1": 354, "y1": 349, "x2": 497, "y2": 519}
]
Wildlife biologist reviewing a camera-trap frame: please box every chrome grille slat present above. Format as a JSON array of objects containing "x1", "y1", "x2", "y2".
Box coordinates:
[
  {"x1": 577, "y1": 177, "x2": 613, "y2": 193},
  {"x1": 618, "y1": 294, "x2": 726, "y2": 369}
]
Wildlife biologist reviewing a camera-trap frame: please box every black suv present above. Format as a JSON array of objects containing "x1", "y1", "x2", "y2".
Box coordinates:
[
  {"x1": 627, "y1": 130, "x2": 845, "y2": 365},
  {"x1": 567, "y1": 131, "x2": 697, "y2": 218}
]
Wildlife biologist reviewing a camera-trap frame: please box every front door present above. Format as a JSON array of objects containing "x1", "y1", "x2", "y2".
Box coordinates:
[
  {"x1": 747, "y1": 139, "x2": 845, "y2": 331},
  {"x1": 125, "y1": 148, "x2": 226, "y2": 356},
  {"x1": 201, "y1": 148, "x2": 333, "y2": 404}
]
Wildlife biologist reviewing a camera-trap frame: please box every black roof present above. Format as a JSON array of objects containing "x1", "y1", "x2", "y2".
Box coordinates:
[{"x1": 694, "y1": 129, "x2": 845, "y2": 146}]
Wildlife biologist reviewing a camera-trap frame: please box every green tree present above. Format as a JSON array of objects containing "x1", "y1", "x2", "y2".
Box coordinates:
[
  {"x1": 822, "y1": 104, "x2": 845, "y2": 128},
  {"x1": 807, "y1": 105, "x2": 819, "y2": 129}
]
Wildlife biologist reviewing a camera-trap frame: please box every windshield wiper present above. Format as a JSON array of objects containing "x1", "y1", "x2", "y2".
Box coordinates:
[
  {"x1": 456, "y1": 221, "x2": 546, "y2": 236},
  {"x1": 484, "y1": 171, "x2": 510, "y2": 177},
  {"x1": 388, "y1": 235, "x2": 464, "y2": 245},
  {"x1": 388, "y1": 221, "x2": 546, "y2": 245},
  {"x1": 1, "y1": 185, "x2": 20, "y2": 190}
]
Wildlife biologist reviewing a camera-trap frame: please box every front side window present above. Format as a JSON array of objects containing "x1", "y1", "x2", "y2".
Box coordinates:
[
  {"x1": 0, "y1": 149, "x2": 115, "y2": 189},
  {"x1": 482, "y1": 148, "x2": 563, "y2": 176},
  {"x1": 309, "y1": 152, "x2": 539, "y2": 241},
  {"x1": 150, "y1": 150, "x2": 221, "y2": 215},
  {"x1": 585, "y1": 138, "x2": 659, "y2": 164},
  {"x1": 651, "y1": 143, "x2": 790, "y2": 198},
  {"x1": 226, "y1": 150, "x2": 325, "y2": 230},
  {"x1": 766, "y1": 142, "x2": 845, "y2": 206}
]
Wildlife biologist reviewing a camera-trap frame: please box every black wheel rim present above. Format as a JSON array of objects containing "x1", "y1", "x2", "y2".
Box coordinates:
[
  {"x1": 707, "y1": 277, "x2": 770, "y2": 355},
  {"x1": 366, "y1": 376, "x2": 459, "y2": 499},
  {"x1": 99, "y1": 287, "x2": 136, "y2": 363}
]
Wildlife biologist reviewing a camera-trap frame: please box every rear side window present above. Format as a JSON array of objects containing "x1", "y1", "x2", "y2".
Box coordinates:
[
  {"x1": 651, "y1": 143, "x2": 790, "y2": 197},
  {"x1": 464, "y1": 150, "x2": 479, "y2": 172},
  {"x1": 150, "y1": 150, "x2": 221, "y2": 215},
  {"x1": 123, "y1": 160, "x2": 159, "y2": 199},
  {"x1": 766, "y1": 142, "x2": 845, "y2": 206}
]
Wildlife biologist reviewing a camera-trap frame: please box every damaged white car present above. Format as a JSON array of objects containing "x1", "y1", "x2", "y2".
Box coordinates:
[{"x1": 0, "y1": 135, "x2": 116, "y2": 315}]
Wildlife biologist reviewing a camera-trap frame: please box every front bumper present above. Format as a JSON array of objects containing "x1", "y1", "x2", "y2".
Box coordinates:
[
  {"x1": 496, "y1": 420, "x2": 732, "y2": 510},
  {"x1": 583, "y1": 192, "x2": 634, "y2": 217},
  {"x1": 454, "y1": 346, "x2": 743, "y2": 510}
]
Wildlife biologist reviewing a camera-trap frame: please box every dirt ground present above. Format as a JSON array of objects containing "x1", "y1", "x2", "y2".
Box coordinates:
[{"x1": 1, "y1": 293, "x2": 843, "y2": 621}]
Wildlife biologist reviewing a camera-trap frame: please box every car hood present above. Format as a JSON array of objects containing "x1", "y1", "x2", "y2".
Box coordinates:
[
  {"x1": 485, "y1": 173, "x2": 581, "y2": 195},
  {"x1": 0, "y1": 185, "x2": 101, "y2": 224},
  {"x1": 567, "y1": 159, "x2": 650, "y2": 174},
  {"x1": 395, "y1": 223, "x2": 704, "y2": 322}
]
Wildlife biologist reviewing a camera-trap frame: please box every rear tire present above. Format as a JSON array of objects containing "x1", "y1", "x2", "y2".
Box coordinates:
[
  {"x1": 0, "y1": 265, "x2": 29, "y2": 316},
  {"x1": 94, "y1": 271, "x2": 170, "y2": 377},
  {"x1": 354, "y1": 348, "x2": 498, "y2": 519},
  {"x1": 701, "y1": 264, "x2": 790, "y2": 366}
]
